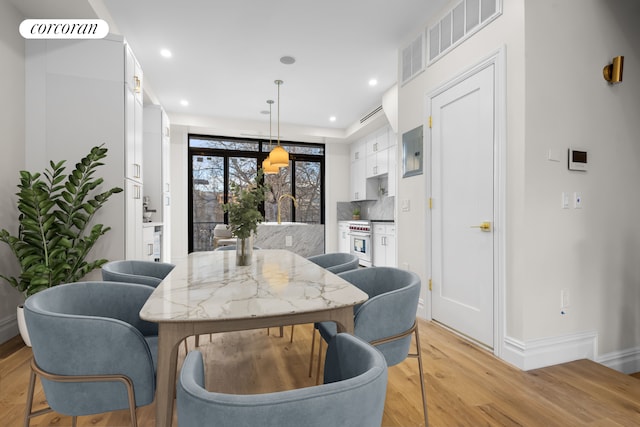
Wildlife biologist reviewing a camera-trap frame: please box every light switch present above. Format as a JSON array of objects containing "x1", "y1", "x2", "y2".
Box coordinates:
[
  {"x1": 561, "y1": 192, "x2": 569, "y2": 209},
  {"x1": 547, "y1": 149, "x2": 561, "y2": 162},
  {"x1": 574, "y1": 192, "x2": 583, "y2": 209},
  {"x1": 401, "y1": 199, "x2": 411, "y2": 212}
]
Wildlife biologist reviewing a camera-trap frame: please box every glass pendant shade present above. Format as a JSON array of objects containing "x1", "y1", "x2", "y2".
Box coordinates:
[
  {"x1": 262, "y1": 157, "x2": 279, "y2": 174},
  {"x1": 269, "y1": 145, "x2": 289, "y2": 167}
]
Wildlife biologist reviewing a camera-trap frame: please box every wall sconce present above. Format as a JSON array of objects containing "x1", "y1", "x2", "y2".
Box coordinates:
[{"x1": 603, "y1": 56, "x2": 624, "y2": 84}]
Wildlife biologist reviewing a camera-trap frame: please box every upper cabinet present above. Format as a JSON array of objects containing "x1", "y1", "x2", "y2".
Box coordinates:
[
  {"x1": 366, "y1": 126, "x2": 390, "y2": 178},
  {"x1": 350, "y1": 139, "x2": 378, "y2": 201},
  {"x1": 350, "y1": 124, "x2": 396, "y2": 201},
  {"x1": 125, "y1": 45, "x2": 144, "y2": 183}
]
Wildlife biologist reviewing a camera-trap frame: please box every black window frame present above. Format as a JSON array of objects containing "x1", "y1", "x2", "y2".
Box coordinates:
[{"x1": 188, "y1": 134, "x2": 325, "y2": 253}]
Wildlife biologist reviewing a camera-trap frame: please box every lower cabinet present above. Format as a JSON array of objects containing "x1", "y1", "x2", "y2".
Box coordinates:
[
  {"x1": 373, "y1": 223, "x2": 396, "y2": 267},
  {"x1": 143, "y1": 224, "x2": 163, "y2": 262},
  {"x1": 338, "y1": 221, "x2": 350, "y2": 253}
]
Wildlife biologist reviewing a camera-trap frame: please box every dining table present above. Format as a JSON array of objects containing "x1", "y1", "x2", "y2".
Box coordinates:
[{"x1": 139, "y1": 249, "x2": 369, "y2": 427}]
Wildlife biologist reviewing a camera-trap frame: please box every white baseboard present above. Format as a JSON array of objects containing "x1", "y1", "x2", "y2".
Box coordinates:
[
  {"x1": 502, "y1": 330, "x2": 597, "y2": 371},
  {"x1": 0, "y1": 312, "x2": 18, "y2": 345},
  {"x1": 597, "y1": 346, "x2": 640, "y2": 374}
]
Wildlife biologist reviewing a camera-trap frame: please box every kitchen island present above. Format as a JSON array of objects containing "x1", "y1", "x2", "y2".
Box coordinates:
[{"x1": 255, "y1": 222, "x2": 324, "y2": 257}]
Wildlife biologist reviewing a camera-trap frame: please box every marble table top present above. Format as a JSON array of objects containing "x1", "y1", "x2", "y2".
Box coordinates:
[{"x1": 140, "y1": 249, "x2": 368, "y2": 323}]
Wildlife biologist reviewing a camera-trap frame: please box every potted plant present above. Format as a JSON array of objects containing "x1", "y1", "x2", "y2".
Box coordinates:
[
  {"x1": 222, "y1": 169, "x2": 268, "y2": 265},
  {"x1": 0, "y1": 145, "x2": 123, "y2": 345},
  {"x1": 352, "y1": 207, "x2": 361, "y2": 220}
]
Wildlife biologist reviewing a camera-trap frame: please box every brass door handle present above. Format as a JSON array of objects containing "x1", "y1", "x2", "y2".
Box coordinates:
[{"x1": 471, "y1": 221, "x2": 492, "y2": 232}]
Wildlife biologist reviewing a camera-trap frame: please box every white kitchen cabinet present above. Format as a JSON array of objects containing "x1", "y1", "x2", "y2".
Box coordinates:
[
  {"x1": 366, "y1": 125, "x2": 390, "y2": 178},
  {"x1": 350, "y1": 138, "x2": 378, "y2": 201},
  {"x1": 143, "y1": 225, "x2": 155, "y2": 261},
  {"x1": 373, "y1": 223, "x2": 396, "y2": 267},
  {"x1": 144, "y1": 104, "x2": 171, "y2": 262},
  {"x1": 26, "y1": 35, "x2": 145, "y2": 263},
  {"x1": 338, "y1": 221, "x2": 350, "y2": 253},
  {"x1": 142, "y1": 224, "x2": 162, "y2": 262},
  {"x1": 366, "y1": 148, "x2": 389, "y2": 178}
]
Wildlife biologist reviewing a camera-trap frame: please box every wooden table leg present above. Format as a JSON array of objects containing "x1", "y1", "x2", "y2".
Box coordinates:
[
  {"x1": 332, "y1": 307, "x2": 355, "y2": 334},
  {"x1": 155, "y1": 324, "x2": 183, "y2": 427}
]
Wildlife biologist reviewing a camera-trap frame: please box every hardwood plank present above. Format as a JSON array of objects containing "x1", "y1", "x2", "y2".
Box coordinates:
[{"x1": 2, "y1": 320, "x2": 640, "y2": 426}]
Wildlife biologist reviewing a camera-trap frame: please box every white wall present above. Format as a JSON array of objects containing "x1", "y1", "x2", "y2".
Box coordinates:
[
  {"x1": 398, "y1": 0, "x2": 640, "y2": 371},
  {"x1": 0, "y1": 0, "x2": 26, "y2": 342},
  {"x1": 397, "y1": 0, "x2": 526, "y2": 331},
  {"x1": 522, "y1": 0, "x2": 640, "y2": 361},
  {"x1": 324, "y1": 143, "x2": 351, "y2": 252}
]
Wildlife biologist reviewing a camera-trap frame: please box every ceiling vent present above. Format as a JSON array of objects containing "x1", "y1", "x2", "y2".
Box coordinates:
[{"x1": 360, "y1": 105, "x2": 383, "y2": 124}]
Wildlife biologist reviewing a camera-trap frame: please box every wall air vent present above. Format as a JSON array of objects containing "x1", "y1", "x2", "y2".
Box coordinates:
[
  {"x1": 360, "y1": 105, "x2": 383, "y2": 124},
  {"x1": 400, "y1": 34, "x2": 424, "y2": 85},
  {"x1": 427, "y1": 0, "x2": 502, "y2": 65}
]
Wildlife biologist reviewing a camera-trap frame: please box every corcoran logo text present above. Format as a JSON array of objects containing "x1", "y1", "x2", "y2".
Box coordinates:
[{"x1": 19, "y1": 19, "x2": 109, "y2": 39}]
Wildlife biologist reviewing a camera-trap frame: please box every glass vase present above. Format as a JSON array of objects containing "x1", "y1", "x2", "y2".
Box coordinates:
[{"x1": 236, "y1": 235, "x2": 254, "y2": 266}]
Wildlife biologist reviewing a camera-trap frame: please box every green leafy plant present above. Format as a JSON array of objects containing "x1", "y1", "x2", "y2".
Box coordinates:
[
  {"x1": 353, "y1": 207, "x2": 361, "y2": 217},
  {"x1": 0, "y1": 145, "x2": 123, "y2": 296},
  {"x1": 222, "y1": 169, "x2": 268, "y2": 239}
]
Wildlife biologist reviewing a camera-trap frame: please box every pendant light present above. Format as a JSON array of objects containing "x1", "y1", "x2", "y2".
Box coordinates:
[
  {"x1": 269, "y1": 79, "x2": 289, "y2": 167},
  {"x1": 262, "y1": 99, "x2": 279, "y2": 174}
]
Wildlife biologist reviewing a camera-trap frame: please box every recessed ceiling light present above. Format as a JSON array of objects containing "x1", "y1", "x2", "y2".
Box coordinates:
[
  {"x1": 160, "y1": 49, "x2": 172, "y2": 58},
  {"x1": 180, "y1": 100, "x2": 189, "y2": 106},
  {"x1": 280, "y1": 55, "x2": 296, "y2": 65},
  {"x1": 369, "y1": 78, "x2": 378, "y2": 87},
  {"x1": 329, "y1": 116, "x2": 337, "y2": 122}
]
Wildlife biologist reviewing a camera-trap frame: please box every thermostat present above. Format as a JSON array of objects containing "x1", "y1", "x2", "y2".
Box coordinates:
[{"x1": 568, "y1": 148, "x2": 588, "y2": 171}]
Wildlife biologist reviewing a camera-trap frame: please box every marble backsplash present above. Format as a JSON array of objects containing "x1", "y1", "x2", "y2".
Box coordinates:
[{"x1": 337, "y1": 196, "x2": 395, "y2": 221}]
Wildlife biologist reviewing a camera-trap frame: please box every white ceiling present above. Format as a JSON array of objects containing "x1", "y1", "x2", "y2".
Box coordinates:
[{"x1": 13, "y1": 0, "x2": 447, "y2": 138}]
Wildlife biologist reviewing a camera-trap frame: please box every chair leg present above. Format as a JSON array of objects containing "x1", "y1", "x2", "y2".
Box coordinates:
[
  {"x1": 72, "y1": 416, "x2": 77, "y2": 427},
  {"x1": 315, "y1": 338, "x2": 324, "y2": 385},
  {"x1": 24, "y1": 359, "x2": 53, "y2": 427},
  {"x1": 414, "y1": 325, "x2": 429, "y2": 427},
  {"x1": 290, "y1": 325, "x2": 295, "y2": 343},
  {"x1": 308, "y1": 328, "x2": 317, "y2": 377}
]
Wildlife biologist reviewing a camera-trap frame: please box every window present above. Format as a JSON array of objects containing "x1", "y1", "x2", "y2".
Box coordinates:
[{"x1": 188, "y1": 135, "x2": 325, "y2": 252}]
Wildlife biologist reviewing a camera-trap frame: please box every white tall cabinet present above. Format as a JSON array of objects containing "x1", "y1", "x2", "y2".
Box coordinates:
[{"x1": 26, "y1": 34, "x2": 145, "y2": 265}]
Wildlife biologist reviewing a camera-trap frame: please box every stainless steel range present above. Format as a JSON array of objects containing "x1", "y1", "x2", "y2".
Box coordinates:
[{"x1": 348, "y1": 220, "x2": 372, "y2": 267}]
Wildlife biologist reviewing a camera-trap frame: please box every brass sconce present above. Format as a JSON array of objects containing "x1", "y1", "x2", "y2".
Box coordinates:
[{"x1": 603, "y1": 56, "x2": 624, "y2": 84}]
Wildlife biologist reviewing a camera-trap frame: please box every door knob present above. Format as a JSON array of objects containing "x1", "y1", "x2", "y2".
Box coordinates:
[{"x1": 470, "y1": 221, "x2": 492, "y2": 232}]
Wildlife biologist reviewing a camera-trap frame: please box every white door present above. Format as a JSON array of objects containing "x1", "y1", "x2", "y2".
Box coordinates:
[{"x1": 430, "y1": 63, "x2": 495, "y2": 348}]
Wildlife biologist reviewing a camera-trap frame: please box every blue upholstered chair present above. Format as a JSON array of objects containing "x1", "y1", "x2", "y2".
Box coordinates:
[
  {"x1": 278, "y1": 253, "x2": 360, "y2": 343},
  {"x1": 177, "y1": 333, "x2": 388, "y2": 427},
  {"x1": 101, "y1": 259, "x2": 175, "y2": 288},
  {"x1": 23, "y1": 281, "x2": 158, "y2": 427},
  {"x1": 307, "y1": 252, "x2": 360, "y2": 274},
  {"x1": 310, "y1": 267, "x2": 429, "y2": 426}
]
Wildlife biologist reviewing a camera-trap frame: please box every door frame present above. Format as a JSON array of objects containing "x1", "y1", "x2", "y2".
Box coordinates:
[{"x1": 424, "y1": 46, "x2": 507, "y2": 357}]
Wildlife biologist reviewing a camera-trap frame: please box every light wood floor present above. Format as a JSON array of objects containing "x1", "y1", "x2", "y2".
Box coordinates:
[{"x1": 2, "y1": 320, "x2": 640, "y2": 426}]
